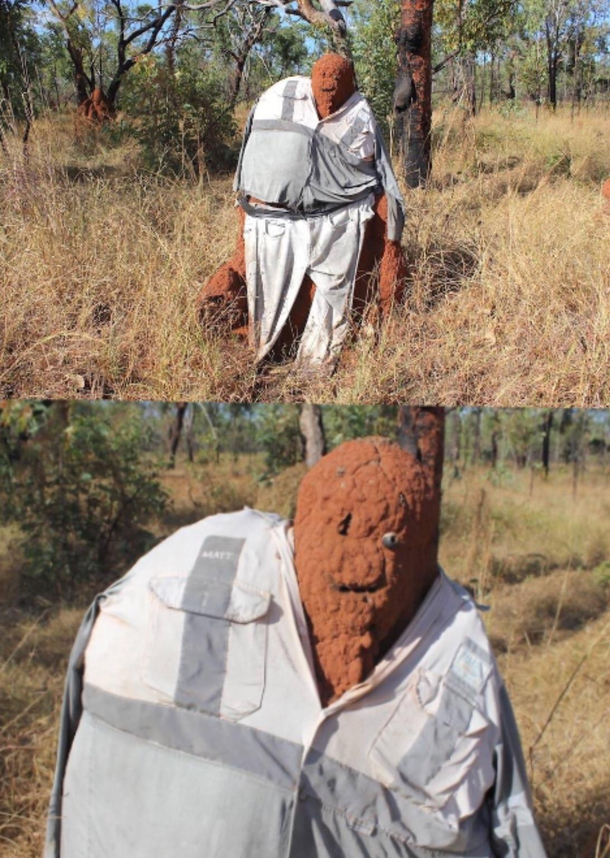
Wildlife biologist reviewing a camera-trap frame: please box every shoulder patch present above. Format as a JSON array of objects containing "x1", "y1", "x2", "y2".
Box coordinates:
[{"x1": 447, "y1": 637, "x2": 492, "y2": 700}]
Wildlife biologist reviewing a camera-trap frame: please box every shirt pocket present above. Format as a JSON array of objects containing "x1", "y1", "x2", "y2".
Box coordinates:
[
  {"x1": 143, "y1": 575, "x2": 271, "y2": 722},
  {"x1": 368, "y1": 668, "x2": 496, "y2": 828}
]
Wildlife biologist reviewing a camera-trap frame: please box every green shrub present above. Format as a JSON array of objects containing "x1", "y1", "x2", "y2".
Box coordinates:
[
  {"x1": 121, "y1": 55, "x2": 238, "y2": 177},
  {"x1": 1, "y1": 404, "x2": 168, "y2": 601},
  {"x1": 352, "y1": 0, "x2": 401, "y2": 137},
  {"x1": 593, "y1": 561, "x2": 610, "y2": 588}
]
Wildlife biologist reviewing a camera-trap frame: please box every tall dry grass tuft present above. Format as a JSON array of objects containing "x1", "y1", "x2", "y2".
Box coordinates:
[
  {"x1": 0, "y1": 609, "x2": 82, "y2": 858},
  {"x1": 2, "y1": 106, "x2": 610, "y2": 403},
  {"x1": 499, "y1": 613, "x2": 610, "y2": 857}
]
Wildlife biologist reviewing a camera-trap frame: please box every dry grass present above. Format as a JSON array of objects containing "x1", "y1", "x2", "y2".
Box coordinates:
[
  {"x1": 156, "y1": 454, "x2": 262, "y2": 533},
  {"x1": 2, "y1": 106, "x2": 610, "y2": 404},
  {"x1": 0, "y1": 608, "x2": 82, "y2": 858},
  {"x1": 439, "y1": 463, "x2": 610, "y2": 587},
  {"x1": 499, "y1": 612, "x2": 610, "y2": 858},
  {"x1": 1, "y1": 460, "x2": 609, "y2": 856}
]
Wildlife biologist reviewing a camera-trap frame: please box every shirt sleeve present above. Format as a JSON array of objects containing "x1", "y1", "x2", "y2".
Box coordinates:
[
  {"x1": 232, "y1": 101, "x2": 258, "y2": 194},
  {"x1": 372, "y1": 121, "x2": 406, "y2": 242},
  {"x1": 488, "y1": 682, "x2": 548, "y2": 858},
  {"x1": 43, "y1": 595, "x2": 106, "y2": 858},
  {"x1": 349, "y1": 117, "x2": 376, "y2": 161}
]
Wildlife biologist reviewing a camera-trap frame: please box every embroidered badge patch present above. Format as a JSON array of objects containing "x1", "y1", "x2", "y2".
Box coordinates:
[{"x1": 448, "y1": 639, "x2": 492, "y2": 698}]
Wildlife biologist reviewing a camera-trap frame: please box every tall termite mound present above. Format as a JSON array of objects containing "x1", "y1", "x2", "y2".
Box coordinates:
[
  {"x1": 311, "y1": 53, "x2": 356, "y2": 119},
  {"x1": 293, "y1": 436, "x2": 441, "y2": 706},
  {"x1": 77, "y1": 88, "x2": 113, "y2": 122}
]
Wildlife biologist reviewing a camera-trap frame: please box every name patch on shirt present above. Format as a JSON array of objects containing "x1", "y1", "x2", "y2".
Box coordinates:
[{"x1": 448, "y1": 638, "x2": 491, "y2": 699}]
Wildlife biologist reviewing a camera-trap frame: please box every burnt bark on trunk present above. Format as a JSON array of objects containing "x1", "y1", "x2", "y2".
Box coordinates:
[
  {"x1": 395, "y1": 0, "x2": 434, "y2": 187},
  {"x1": 490, "y1": 413, "x2": 500, "y2": 469},
  {"x1": 471, "y1": 407, "x2": 481, "y2": 465},
  {"x1": 168, "y1": 402, "x2": 188, "y2": 469},
  {"x1": 397, "y1": 406, "x2": 445, "y2": 551},
  {"x1": 300, "y1": 405, "x2": 326, "y2": 468},
  {"x1": 545, "y1": 21, "x2": 560, "y2": 110},
  {"x1": 542, "y1": 410, "x2": 553, "y2": 477},
  {"x1": 397, "y1": 407, "x2": 445, "y2": 489},
  {"x1": 66, "y1": 39, "x2": 93, "y2": 104}
]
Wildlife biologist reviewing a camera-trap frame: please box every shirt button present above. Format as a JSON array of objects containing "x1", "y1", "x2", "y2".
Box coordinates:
[{"x1": 298, "y1": 787, "x2": 307, "y2": 802}]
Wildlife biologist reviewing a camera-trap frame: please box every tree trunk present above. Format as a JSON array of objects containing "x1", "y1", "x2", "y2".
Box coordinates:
[
  {"x1": 548, "y1": 59, "x2": 558, "y2": 109},
  {"x1": 395, "y1": 0, "x2": 434, "y2": 187},
  {"x1": 66, "y1": 39, "x2": 92, "y2": 104},
  {"x1": 446, "y1": 410, "x2": 461, "y2": 476},
  {"x1": 471, "y1": 407, "x2": 481, "y2": 465},
  {"x1": 490, "y1": 414, "x2": 500, "y2": 469},
  {"x1": 397, "y1": 407, "x2": 444, "y2": 484},
  {"x1": 168, "y1": 402, "x2": 188, "y2": 468},
  {"x1": 300, "y1": 405, "x2": 326, "y2": 468},
  {"x1": 542, "y1": 410, "x2": 553, "y2": 477},
  {"x1": 185, "y1": 404, "x2": 195, "y2": 463},
  {"x1": 466, "y1": 55, "x2": 477, "y2": 116},
  {"x1": 165, "y1": 7, "x2": 182, "y2": 76},
  {"x1": 229, "y1": 57, "x2": 247, "y2": 109},
  {"x1": 546, "y1": 23, "x2": 559, "y2": 111},
  {"x1": 396, "y1": 407, "x2": 445, "y2": 548},
  {"x1": 489, "y1": 52, "x2": 495, "y2": 107}
]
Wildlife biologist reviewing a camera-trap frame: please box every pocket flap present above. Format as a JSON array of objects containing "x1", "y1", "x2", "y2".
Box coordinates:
[{"x1": 149, "y1": 576, "x2": 271, "y2": 623}]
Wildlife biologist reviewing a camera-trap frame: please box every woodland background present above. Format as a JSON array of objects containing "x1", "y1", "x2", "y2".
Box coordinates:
[
  {"x1": 1, "y1": 0, "x2": 610, "y2": 403},
  {"x1": 0, "y1": 401, "x2": 609, "y2": 857}
]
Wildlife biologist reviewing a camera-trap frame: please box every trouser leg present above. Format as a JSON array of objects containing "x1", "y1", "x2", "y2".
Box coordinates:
[
  {"x1": 297, "y1": 198, "x2": 374, "y2": 366},
  {"x1": 244, "y1": 215, "x2": 310, "y2": 361}
]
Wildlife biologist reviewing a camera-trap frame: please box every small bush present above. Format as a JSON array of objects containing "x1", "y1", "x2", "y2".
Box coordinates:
[
  {"x1": 121, "y1": 56, "x2": 238, "y2": 177},
  {"x1": 593, "y1": 561, "x2": 610, "y2": 588},
  {"x1": 2, "y1": 405, "x2": 168, "y2": 602}
]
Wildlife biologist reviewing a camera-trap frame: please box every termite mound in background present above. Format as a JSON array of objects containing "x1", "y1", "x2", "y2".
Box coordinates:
[
  {"x1": 77, "y1": 88, "x2": 114, "y2": 123},
  {"x1": 293, "y1": 436, "x2": 440, "y2": 706}
]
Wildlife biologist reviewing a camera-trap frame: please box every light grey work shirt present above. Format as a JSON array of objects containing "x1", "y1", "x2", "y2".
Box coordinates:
[
  {"x1": 45, "y1": 508, "x2": 548, "y2": 858},
  {"x1": 233, "y1": 76, "x2": 407, "y2": 241}
]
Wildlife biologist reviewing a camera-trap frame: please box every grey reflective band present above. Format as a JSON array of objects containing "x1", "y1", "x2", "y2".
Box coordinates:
[
  {"x1": 175, "y1": 535, "x2": 245, "y2": 714},
  {"x1": 281, "y1": 79, "x2": 300, "y2": 120},
  {"x1": 252, "y1": 119, "x2": 313, "y2": 138},
  {"x1": 299, "y1": 748, "x2": 489, "y2": 854},
  {"x1": 82, "y1": 683, "x2": 303, "y2": 792},
  {"x1": 189, "y1": 534, "x2": 245, "y2": 583},
  {"x1": 400, "y1": 681, "x2": 473, "y2": 791}
]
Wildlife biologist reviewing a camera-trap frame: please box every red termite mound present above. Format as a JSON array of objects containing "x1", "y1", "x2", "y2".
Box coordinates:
[
  {"x1": 293, "y1": 437, "x2": 440, "y2": 706},
  {"x1": 311, "y1": 53, "x2": 356, "y2": 119},
  {"x1": 77, "y1": 88, "x2": 113, "y2": 123},
  {"x1": 196, "y1": 194, "x2": 407, "y2": 355}
]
